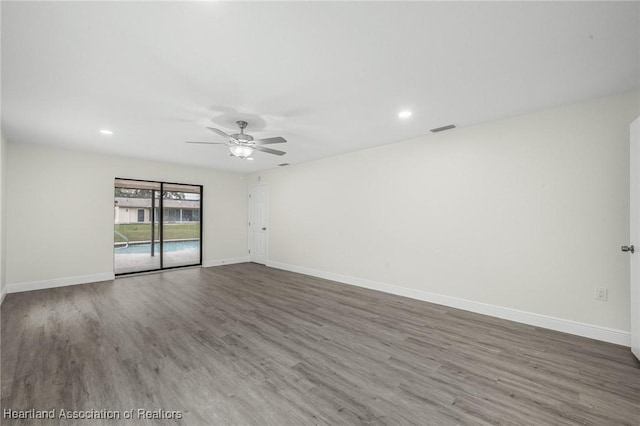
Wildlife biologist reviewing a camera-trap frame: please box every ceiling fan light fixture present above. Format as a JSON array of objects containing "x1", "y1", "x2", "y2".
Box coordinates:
[
  {"x1": 229, "y1": 145, "x2": 254, "y2": 158},
  {"x1": 188, "y1": 121, "x2": 286, "y2": 159}
]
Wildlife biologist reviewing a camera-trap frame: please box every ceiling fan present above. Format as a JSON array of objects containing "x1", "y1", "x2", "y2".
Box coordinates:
[{"x1": 186, "y1": 121, "x2": 286, "y2": 159}]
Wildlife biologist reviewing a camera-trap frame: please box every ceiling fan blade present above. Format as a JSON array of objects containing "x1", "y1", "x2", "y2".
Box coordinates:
[
  {"x1": 207, "y1": 127, "x2": 236, "y2": 141},
  {"x1": 253, "y1": 136, "x2": 287, "y2": 145},
  {"x1": 255, "y1": 146, "x2": 286, "y2": 156},
  {"x1": 186, "y1": 141, "x2": 227, "y2": 145}
]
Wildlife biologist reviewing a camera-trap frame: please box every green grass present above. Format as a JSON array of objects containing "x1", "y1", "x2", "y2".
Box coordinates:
[{"x1": 114, "y1": 223, "x2": 200, "y2": 243}]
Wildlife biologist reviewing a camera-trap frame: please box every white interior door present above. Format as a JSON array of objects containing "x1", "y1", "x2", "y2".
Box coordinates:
[
  {"x1": 630, "y1": 117, "x2": 640, "y2": 361},
  {"x1": 249, "y1": 185, "x2": 267, "y2": 265}
]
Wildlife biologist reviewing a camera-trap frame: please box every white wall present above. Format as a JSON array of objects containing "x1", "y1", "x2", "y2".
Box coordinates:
[
  {"x1": 0, "y1": 1, "x2": 5, "y2": 302},
  {"x1": 6, "y1": 143, "x2": 248, "y2": 287},
  {"x1": 0, "y1": 132, "x2": 6, "y2": 302},
  {"x1": 249, "y1": 91, "x2": 640, "y2": 337}
]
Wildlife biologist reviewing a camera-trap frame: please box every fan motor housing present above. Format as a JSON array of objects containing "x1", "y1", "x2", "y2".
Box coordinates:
[{"x1": 231, "y1": 133, "x2": 254, "y2": 143}]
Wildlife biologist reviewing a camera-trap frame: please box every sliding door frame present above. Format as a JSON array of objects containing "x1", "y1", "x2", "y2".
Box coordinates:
[{"x1": 114, "y1": 177, "x2": 203, "y2": 276}]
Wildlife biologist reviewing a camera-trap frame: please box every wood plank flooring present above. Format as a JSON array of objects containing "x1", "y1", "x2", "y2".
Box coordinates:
[{"x1": 2, "y1": 263, "x2": 640, "y2": 425}]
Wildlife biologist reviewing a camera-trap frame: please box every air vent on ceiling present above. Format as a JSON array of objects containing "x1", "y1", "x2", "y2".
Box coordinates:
[
  {"x1": 430, "y1": 124, "x2": 456, "y2": 133},
  {"x1": 278, "y1": 163, "x2": 290, "y2": 167}
]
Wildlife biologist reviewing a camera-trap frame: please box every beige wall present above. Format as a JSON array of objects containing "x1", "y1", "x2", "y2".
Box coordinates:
[
  {"x1": 116, "y1": 206, "x2": 150, "y2": 224},
  {"x1": 6, "y1": 143, "x2": 248, "y2": 285},
  {"x1": 249, "y1": 91, "x2": 640, "y2": 333},
  {"x1": 114, "y1": 206, "x2": 199, "y2": 225}
]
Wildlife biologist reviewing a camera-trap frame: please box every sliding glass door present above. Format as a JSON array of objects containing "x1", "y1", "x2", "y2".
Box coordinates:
[
  {"x1": 162, "y1": 183, "x2": 202, "y2": 269},
  {"x1": 114, "y1": 178, "x2": 202, "y2": 275}
]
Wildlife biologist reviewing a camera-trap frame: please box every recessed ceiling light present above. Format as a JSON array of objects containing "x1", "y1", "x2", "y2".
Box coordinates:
[
  {"x1": 99, "y1": 129, "x2": 113, "y2": 135},
  {"x1": 398, "y1": 110, "x2": 412, "y2": 119}
]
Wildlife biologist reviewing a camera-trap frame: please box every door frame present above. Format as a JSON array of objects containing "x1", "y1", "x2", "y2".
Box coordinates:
[
  {"x1": 630, "y1": 117, "x2": 640, "y2": 360},
  {"x1": 248, "y1": 183, "x2": 269, "y2": 265},
  {"x1": 114, "y1": 177, "x2": 204, "y2": 276}
]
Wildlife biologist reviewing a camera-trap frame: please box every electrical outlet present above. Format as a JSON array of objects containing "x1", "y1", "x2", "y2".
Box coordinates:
[{"x1": 595, "y1": 287, "x2": 608, "y2": 301}]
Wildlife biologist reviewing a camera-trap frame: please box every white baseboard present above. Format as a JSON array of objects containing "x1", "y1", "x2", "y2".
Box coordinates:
[
  {"x1": 202, "y1": 256, "x2": 249, "y2": 268},
  {"x1": 3, "y1": 258, "x2": 251, "y2": 295},
  {"x1": 267, "y1": 261, "x2": 631, "y2": 347},
  {"x1": 6, "y1": 272, "x2": 115, "y2": 294},
  {"x1": 0, "y1": 287, "x2": 6, "y2": 305}
]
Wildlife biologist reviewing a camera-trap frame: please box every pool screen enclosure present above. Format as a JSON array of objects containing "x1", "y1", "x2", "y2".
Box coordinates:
[{"x1": 114, "y1": 178, "x2": 202, "y2": 275}]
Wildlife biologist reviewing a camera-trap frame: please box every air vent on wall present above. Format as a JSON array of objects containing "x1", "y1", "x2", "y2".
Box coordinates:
[{"x1": 430, "y1": 124, "x2": 456, "y2": 133}]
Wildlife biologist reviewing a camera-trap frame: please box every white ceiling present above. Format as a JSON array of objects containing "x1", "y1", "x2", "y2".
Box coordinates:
[{"x1": 2, "y1": 2, "x2": 639, "y2": 173}]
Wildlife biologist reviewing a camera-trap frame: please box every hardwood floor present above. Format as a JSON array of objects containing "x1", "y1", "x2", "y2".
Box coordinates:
[{"x1": 2, "y1": 263, "x2": 639, "y2": 425}]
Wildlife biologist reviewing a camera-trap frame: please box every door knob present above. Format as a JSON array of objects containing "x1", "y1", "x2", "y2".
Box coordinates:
[{"x1": 622, "y1": 245, "x2": 635, "y2": 253}]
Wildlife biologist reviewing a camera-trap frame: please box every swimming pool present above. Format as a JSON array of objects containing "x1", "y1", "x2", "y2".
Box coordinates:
[{"x1": 115, "y1": 240, "x2": 200, "y2": 254}]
